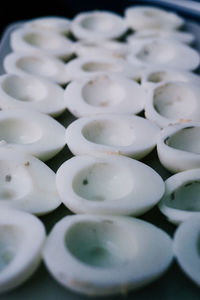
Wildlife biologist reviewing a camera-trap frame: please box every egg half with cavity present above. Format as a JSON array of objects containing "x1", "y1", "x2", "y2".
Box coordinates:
[
  {"x1": 0, "y1": 209, "x2": 45, "y2": 294},
  {"x1": 43, "y1": 214, "x2": 173, "y2": 296},
  {"x1": 65, "y1": 114, "x2": 160, "y2": 159},
  {"x1": 159, "y1": 169, "x2": 200, "y2": 224},
  {"x1": 56, "y1": 154, "x2": 164, "y2": 216},
  {"x1": 64, "y1": 73, "x2": 146, "y2": 117}
]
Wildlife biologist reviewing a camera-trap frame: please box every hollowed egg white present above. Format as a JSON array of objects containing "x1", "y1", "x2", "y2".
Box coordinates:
[
  {"x1": 56, "y1": 154, "x2": 164, "y2": 216},
  {"x1": 24, "y1": 16, "x2": 71, "y2": 36},
  {"x1": 65, "y1": 114, "x2": 160, "y2": 159},
  {"x1": 43, "y1": 214, "x2": 173, "y2": 296},
  {"x1": 145, "y1": 81, "x2": 200, "y2": 128},
  {"x1": 64, "y1": 73, "x2": 146, "y2": 117},
  {"x1": 3, "y1": 52, "x2": 68, "y2": 85},
  {"x1": 0, "y1": 147, "x2": 61, "y2": 215},
  {"x1": 141, "y1": 67, "x2": 200, "y2": 90},
  {"x1": 0, "y1": 209, "x2": 45, "y2": 294},
  {"x1": 10, "y1": 27, "x2": 75, "y2": 60},
  {"x1": 127, "y1": 29, "x2": 195, "y2": 45},
  {"x1": 0, "y1": 74, "x2": 66, "y2": 117},
  {"x1": 71, "y1": 10, "x2": 127, "y2": 41},
  {"x1": 173, "y1": 216, "x2": 200, "y2": 287},
  {"x1": 124, "y1": 6, "x2": 184, "y2": 31},
  {"x1": 159, "y1": 169, "x2": 200, "y2": 224},
  {"x1": 65, "y1": 56, "x2": 145, "y2": 82},
  {"x1": 0, "y1": 108, "x2": 65, "y2": 161},
  {"x1": 127, "y1": 39, "x2": 200, "y2": 71},
  {"x1": 157, "y1": 123, "x2": 200, "y2": 173}
]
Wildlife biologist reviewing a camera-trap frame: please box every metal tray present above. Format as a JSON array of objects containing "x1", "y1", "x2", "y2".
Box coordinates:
[{"x1": 0, "y1": 18, "x2": 200, "y2": 300}]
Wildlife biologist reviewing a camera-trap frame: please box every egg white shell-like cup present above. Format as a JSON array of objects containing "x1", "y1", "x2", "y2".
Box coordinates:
[
  {"x1": 71, "y1": 10, "x2": 127, "y2": 41},
  {"x1": 157, "y1": 123, "x2": 200, "y2": 173},
  {"x1": 73, "y1": 40, "x2": 130, "y2": 60},
  {"x1": 124, "y1": 6, "x2": 184, "y2": 31},
  {"x1": 159, "y1": 169, "x2": 200, "y2": 224},
  {"x1": 0, "y1": 209, "x2": 45, "y2": 294},
  {"x1": 0, "y1": 74, "x2": 66, "y2": 117},
  {"x1": 127, "y1": 39, "x2": 200, "y2": 71},
  {"x1": 43, "y1": 214, "x2": 173, "y2": 296},
  {"x1": 3, "y1": 52, "x2": 68, "y2": 85},
  {"x1": 173, "y1": 216, "x2": 200, "y2": 286},
  {"x1": 127, "y1": 29, "x2": 195, "y2": 45},
  {"x1": 10, "y1": 27, "x2": 75, "y2": 60},
  {"x1": 56, "y1": 155, "x2": 164, "y2": 216},
  {"x1": 24, "y1": 16, "x2": 71, "y2": 35},
  {"x1": 141, "y1": 67, "x2": 200, "y2": 90},
  {"x1": 65, "y1": 56, "x2": 145, "y2": 82},
  {"x1": 0, "y1": 108, "x2": 65, "y2": 161},
  {"x1": 65, "y1": 114, "x2": 160, "y2": 159},
  {"x1": 0, "y1": 147, "x2": 61, "y2": 215},
  {"x1": 145, "y1": 81, "x2": 200, "y2": 128},
  {"x1": 64, "y1": 73, "x2": 146, "y2": 117}
]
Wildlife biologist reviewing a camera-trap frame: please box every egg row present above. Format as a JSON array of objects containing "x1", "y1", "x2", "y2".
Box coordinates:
[
  {"x1": 0, "y1": 208, "x2": 199, "y2": 295},
  {"x1": 1, "y1": 70, "x2": 200, "y2": 126}
]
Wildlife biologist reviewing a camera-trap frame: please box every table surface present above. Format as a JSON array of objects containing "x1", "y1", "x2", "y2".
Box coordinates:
[{"x1": 0, "y1": 18, "x2": 200, "y2": 300}]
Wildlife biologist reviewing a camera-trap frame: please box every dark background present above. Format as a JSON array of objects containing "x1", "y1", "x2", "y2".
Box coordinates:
[{"x1": 1, "y1": 0, "x2": 199, "y2": 37}]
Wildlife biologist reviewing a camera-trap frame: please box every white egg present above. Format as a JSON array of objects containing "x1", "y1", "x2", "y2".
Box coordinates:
[
  {"x1": 127, "y1": 29, "x2": 195, "y2": 45},
  {"x1": 145, "y1": 81, "x2": 200, "y2": 128},
  {"x1": 141, "y1": 67, "x2": 200, "y2": 89},
  {"x1": 56, "y1": 154, "x2": 164, "y2": 216},
  {"x1": 24, "y1": 16, "x2": 71, "y2": 36},
  {"x1": 0, "y1": 73, "x2": 66, "y2": 117},
  {"x1": 0, "y1": 209, "x2": 45, "y2": 294},
  {"x1": 65, "y1": 114, "x2": 160, "y2": 159},
  {"x1": 43, "y1": 214, "x2": 173, "y2": 296},
  {"x1": 10, "y1": 27, "x2": 75, "y2": 60},
  {"x1": 71, "y1": 10, "x2": 128, "y2": 41},
  {"x1": 65, "y1": 56, "x2": 145, "y2": 82},
  {"x1": 3, "y1": 52, "x2": 68, "y2": 85},
  {"x1": 127, "y1": 39, "x2": 200, "y2": 71},
  {"x1": 73, "y1": 40, "x2": 129, "y2": 60},
  {"x1": 0, "y1": 108, "x2": 65, "y2": 161},
  {"x1": 159, "y1": 169, "x2": 200, "y2": 224},
  {"x1": 173, "y1": 216, "x2": 200, "y2": 286},
  {"x1": 124, "y1": 6, "x2": 184, "y2": 31},
  {"x1": 0, "y1": 147, "x2": 61, "y2": 215},
  {"x1": 64, "y1": 73, "x2": 146, "y2": 117},
  {"x1": 157, "y1": 123, "x2": 200, "y2": 173}
]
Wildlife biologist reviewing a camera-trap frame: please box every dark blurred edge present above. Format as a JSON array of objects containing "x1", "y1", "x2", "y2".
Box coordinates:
[{"x1": 1, "y1": 0, "x2": 200, "y2": 37}]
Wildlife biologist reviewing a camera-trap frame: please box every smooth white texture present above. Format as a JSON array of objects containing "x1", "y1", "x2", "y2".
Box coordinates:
[
  {"x1": 43, "y1": 214, "x2": 173, "y2": 296},
  {"x1": 71, "y1": 10, "x2": 127, "y2": 41},
  {"x1": 0, "y1": 74, "x2": 66, "y2": 117},
  {"x1": 65, "y1": 114, "x2": 160, "y2": 159},
  {"x1": 65, "y1": 56, "x2": 145, "y2": 82},
  {"x1": 56, "y1": 155, "x2": 164, "y2": 216},
  {"x1": 3, "y1": 52, "x2": 68, "y2": 85},
  {"x1": 0, "y1": 147, "x2": 61, "y2": 215},
  {"x1": 127, "y1": 39, "x2": 200, "y2": 71},
  {"x1": 141, "y1": 67, "x2": 200, "y2": 89},
  {"x1": 173, "y1": 216, "x2": 200, "y2": 286},
  {"x1": 125, "y1": 6, "x2": 184, "y2": 30},
  {"x1": 127, "y1": 29, "x2": 195, "y2": 45},
  {"x1": 24, "y1": 16, "x2": 71, "y2": 35},
  {"x1": 73, "y1": 40, "x2": 130, "y2": 60},
  {"x1": 157, "y1": 123, "x2": 200, "y2": 173},
  {"x1": 64, "y1": 73, "x2": 146, "y2": 117},
  {"x1": 0, "y1": 108, "x2": 65, "y2": 161},
  {"x1": 0, "y1": 209, "x2": 45, "y2": 293},
  {"x1": 10, "y1": 27, "x2": 75, "y2": 59},
  {"x1": 159, "y1": 169, "x2": 200, "y2": 224},
  {"x1": 145, "y1": 81, "x2": 200, "y2": 128}
]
